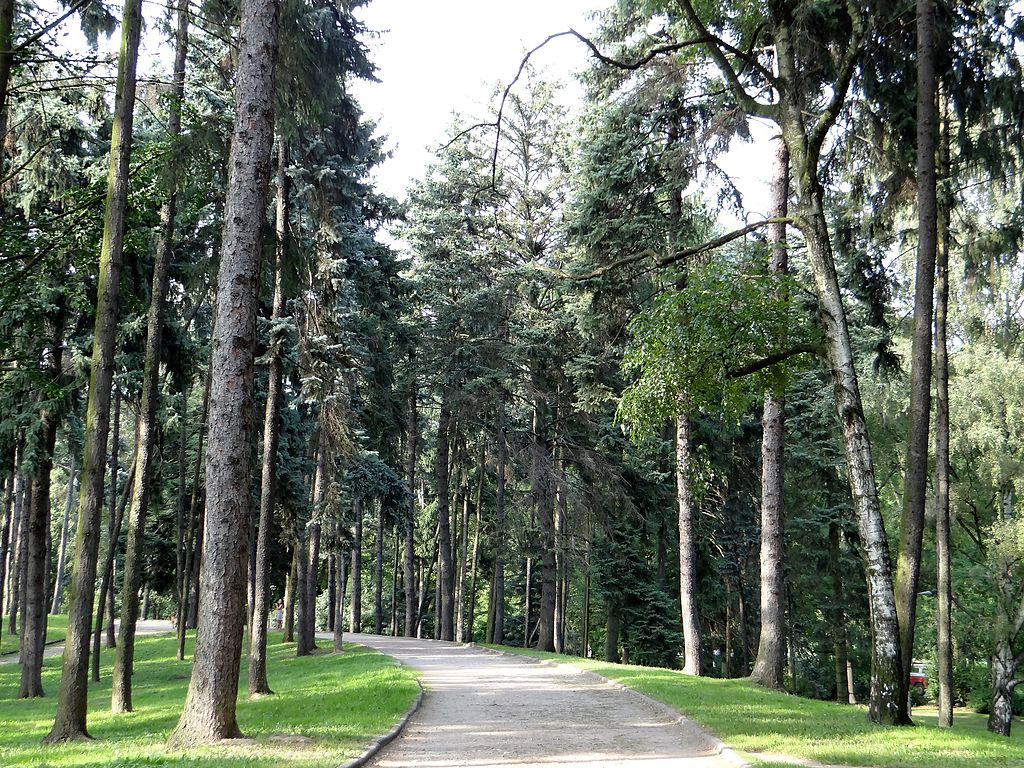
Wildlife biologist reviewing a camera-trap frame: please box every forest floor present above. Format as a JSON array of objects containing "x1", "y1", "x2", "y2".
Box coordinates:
[
  {"x1": 485, "y1": 645, "x2": 1024, "y2": 768},
  {"x1": 344, "y1": 631, "x2": 738, "y2": 767},
  {"x1": 0, "y1": 627, "x2": 418, "y2": 767}
]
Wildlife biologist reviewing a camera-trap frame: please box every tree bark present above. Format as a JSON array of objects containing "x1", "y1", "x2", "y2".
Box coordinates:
[
  {"x1": 403, "y1": 383, "x2": 417, "y2": 637},
  {"x1": 491, "y1": 395, "x2": 507, "y2": 644},
  {"x1": 169, "y1": 0, "x2": 280, "y2": 740},
  {"x1": 894, "y1": 0, "x2": 939, "y2": 723},
  {"x1": 676, "y1": 413, "x2": 702, "y2": 675},
  {"x1": 435, "y1": 394, "x2": 454, "y2": 641},
  {"x1": 50, "y1": 456, "x2": 76, "y2": 615},
  {"x1": 605, "y1": 598, "x2": 620, "y2": 663},
  {"x1": 988, "y1": 487, "x2": 1021, "y2": 737},
  {"x1": 0, "y1": 454, "x2": 16, "y2": 632},
  {"x1": 750, "y1": 135, "x2": 789, "y2": 690},
  {"x1": 21, "y1": 290, "x2": 67, "y2": 699},
  {"x1": 282, "y1": 548, "x2": 296, "y2": 642},
  {"x1": 349, "y1": 497, "x2": 362, "y2": 632},
  {"x1": 829, "y1": 522, "x2": 851, "y2": 703},
  {"x1": 374, "y1": 499, "x2": 385, "y2": 634},
  {"x1": 334, "y1": 547, "x2": 346, "y2": 652},
  {"x1": 112, "y1": 0, "x2": 189, "y2": 714},
  {"x1": 105, "y1": 387, "x2": 123, "y2": 651},
  {"x1": 248, "y1": 135, "x2": 288, "y2": 695},
  {"x1": 177, "y1": 377, "x2": 209, "y2": 659},
  {"x1": 6, "y1": 449, "x2": 24, "y2": 635},
  {"x1": 769, "y1": 15, "x2": 907, "y2": 721},
  {"x1": 466, "y1": 453, "x2": 484, "y2": 643},
  {"x1": 534, "y1": 396, "x2": 557, "y2": 653},
  {"x1": 0, "y1": 0, "x2": 15, "y2": 158},
  {"x1": 92, "y1": 455, "x2": 134, "y2": 683},
  {"x1": 934, "y1": 97, "x2": 953, "y2": 729}
]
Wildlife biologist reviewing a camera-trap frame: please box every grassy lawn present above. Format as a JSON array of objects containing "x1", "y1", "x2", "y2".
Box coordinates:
[
  {"x1": 485, "y1": 645, "x2": 1024, "y2": 768},
  {"x1": 0, "y1": 629, "x2": 419, "y2": 767},
  {"x1": 0, "y1": 615, "x2": 69, "y2": 659}
]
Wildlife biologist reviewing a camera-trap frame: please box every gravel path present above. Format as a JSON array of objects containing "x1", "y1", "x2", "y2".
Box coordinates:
[
  {"x1": 344, "y1": 632, "x2": 737, "y2": 768},
  {"x1": 0, "y1": 619, "x2": 174, "y2": 664}
]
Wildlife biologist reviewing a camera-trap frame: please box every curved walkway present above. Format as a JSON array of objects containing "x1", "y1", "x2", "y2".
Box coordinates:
[{"x1": 343, "y1": 632, "x2": 737, "y2": 768}]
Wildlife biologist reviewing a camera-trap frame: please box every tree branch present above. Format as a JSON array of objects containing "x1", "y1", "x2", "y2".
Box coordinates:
[
  {"x1": 725, "y1": 344, "x2": 820, "y2": 379},
  {"x1": 13, "y1": 0, "x2": 93, "y2": 56},
  {"x1": 807, "y1": 1, "x2": 865, "y2": 158},
  {"x1": 674, "y1": 0, "x2": 776, "y2": 120}
]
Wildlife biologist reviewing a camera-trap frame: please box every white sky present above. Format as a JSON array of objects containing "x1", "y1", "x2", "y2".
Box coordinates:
[
  {"x1": 351, "y1": 0, "x2": 601, "y2": 201},
  {"x1": 351, "y1": 0, "x2": 772, "y2": 218}
]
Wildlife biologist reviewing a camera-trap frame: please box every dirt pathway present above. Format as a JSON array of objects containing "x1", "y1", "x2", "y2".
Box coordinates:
[{"x1": 342, "y1": 632, "x2": 738, "y2": 768}]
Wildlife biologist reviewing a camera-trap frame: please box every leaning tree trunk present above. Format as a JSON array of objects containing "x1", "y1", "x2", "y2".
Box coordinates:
[
  {"x1": 249, "y1": 135, "x2": 288, "y2": 695},
  {"x1": 112, "y1": 0, "x2": 189, "y2": 714},
  {"x1": 750, "y1": 134, "x2": 789, "y2": 690},
  {"x1": 934, "y1": 97, "x2": 953, "y2": 729},
  {"x1": 894, "y1": 0, "x2": 939, "y2": 723},
  {"x1": 435, "y1": 394, "x2": 454, "y2": 641},
  {"x1": 50, "y1": 455, "x2": 76, "y2": 615},
  {"x1": 403, "y1": 383, "x2": 418, "y2": 636},
  {"x1": 676, "y1": 413, "x2": 702, "y2": 675},
  {"x1": 169, "y1": 0, "x2": 280, "y2": 741},
  {"x1": 21, "y1": 291, "x2": 67, "y2": 699}
]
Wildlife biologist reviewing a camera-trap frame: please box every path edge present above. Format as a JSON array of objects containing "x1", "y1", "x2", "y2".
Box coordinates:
[
  {"x1": 337, "y1": 649, "x2": 424, "y2": 768},
  {"x1": 468, "y1": 643, "x2": 750, "y2": 768}
]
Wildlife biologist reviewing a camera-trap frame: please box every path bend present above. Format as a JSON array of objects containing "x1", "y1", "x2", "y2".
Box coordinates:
[{"x1": 340, "y1": 632, "x2": 737, "y2": 768}]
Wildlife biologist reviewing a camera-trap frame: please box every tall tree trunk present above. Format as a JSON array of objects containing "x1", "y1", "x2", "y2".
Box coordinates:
[
  {"x1": 435, "y1": 394, "x2": 454, "y2": 641},
  {"x1": 21, "y1": 290, "x2": 67, "y2": 698},
  {"x1": 333, "y1": 547, "x2": 347, "y2": 652},
  {"x1": 112, "y1": 0, "x2": 189, "y2": 714},
  {"x1": 177, "y1": 378, "x2": 208, "y2": 659},
  {"x1": 173, "y1": 387, "x2": 188, "y2": 656},
  {"x1": 374, "y1": 500, "x2": 384, "y2": 634},
  {"x1": 829, "y1": 522, "x2": 851, "y2": 703},
  {"x1": 390, "y1": 528, "x2": 400, "y2": 635},
  {"x1": 676, "y1": 413, "x2": 701, "y2": 675},
  {"x1": 248, "y1": 134, "x2": 288, "y2": 695},
  {"x1": 403, "y1": 383, "x2": 418, "y2": 637},
  {"x1": 92, "y1": 456, "x2": 135, "y2": 683},
  {"x1": 282, "y1": 548, "x2": 296, "y2": 642},
  {"x1": 106, "y1": 387, "x2": 122, "y2": 650},
  {"x1": 581, "y1": 510, "x2": 591, "y2": 658},
  {"x1": 0, "y1": 454, "x2": 16, "y2": 635},
  {"x1": 455, "y1": 484, "x2": 471, "y2": 641},
  {"x1": 42, "y1": 4, "x2": 145, "y2": 721},
  {"x1": 170, "y1": 0, "x2": 280, "y2": 740},
  {"x1": 750, "y1": 135, "x2": 789, "y2": 690},
  {"x1": 327, "y1": 553, "x2": 336, "y2": 633},
  {"x1": 534, "y1": 397, "x2": 557, "y2": 653},
  {"x1": 491, "y1": 395, "x2": 507, "y2": 644},
  {"x1": 349, "y1": 498, "x2": 362, "y2": 633},
  {"x1": 466, "y1": 455, "x2": 484, "y2": 643},
  {"x1": 934, "y1": 97, "x2": 953, "y2": 729},
  {"x1": 987, "y1": 487, "x2": 1022, "y2": 737},
  {"x1": 894, "y1": 0, "x2": 939, "y2": 723},
  {"x1": 50, "y1": 456, "x2": 76, "y2": 615},
  {"x1": 553, "y1": 445, "x2": 566, "y2": 654},
  {"x1": 6, "y1": 448, "x2": 24, "y2": 634},
  {"x1": 0, "y1": 0, "x2": 14, "y2": 156},
  {"x1": 605, "y1": 598, "x2": 620, "y2": 663}
]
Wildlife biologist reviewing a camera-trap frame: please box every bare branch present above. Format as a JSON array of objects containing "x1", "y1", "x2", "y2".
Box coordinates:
[
  {"x1": 808, "y1": 1, "x2": 865, "y2": 158},
  {"x1": 725, "y1": 344, "x2": 820, "y2": 378},
  {"x1": 13, "y1": 0, "x2": 93, "y2": 56}
]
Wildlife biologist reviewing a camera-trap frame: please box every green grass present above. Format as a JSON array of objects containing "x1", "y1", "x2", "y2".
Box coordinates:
[
  {"x1": 0, "y1": 629, "x2": 419, "y2": 767},
  {"x1": 484, "y1": 645, "x2": 1024, "y2": 768},
  {"x1": 0, "y1": 615, "x2": 69, "y2": 659}
]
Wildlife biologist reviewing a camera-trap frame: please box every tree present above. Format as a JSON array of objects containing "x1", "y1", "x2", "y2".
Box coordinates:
[
  {"x1": 46, "y1": 0, "x2": 144, "y2": 740},
  {"x1": 170, "y1": 0, "x2": 280, "y2": 742}
]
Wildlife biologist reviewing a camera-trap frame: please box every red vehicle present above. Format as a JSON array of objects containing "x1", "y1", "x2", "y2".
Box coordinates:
[{"x1": 910, "y1": 662, "x2": 928, "y2": 694}]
